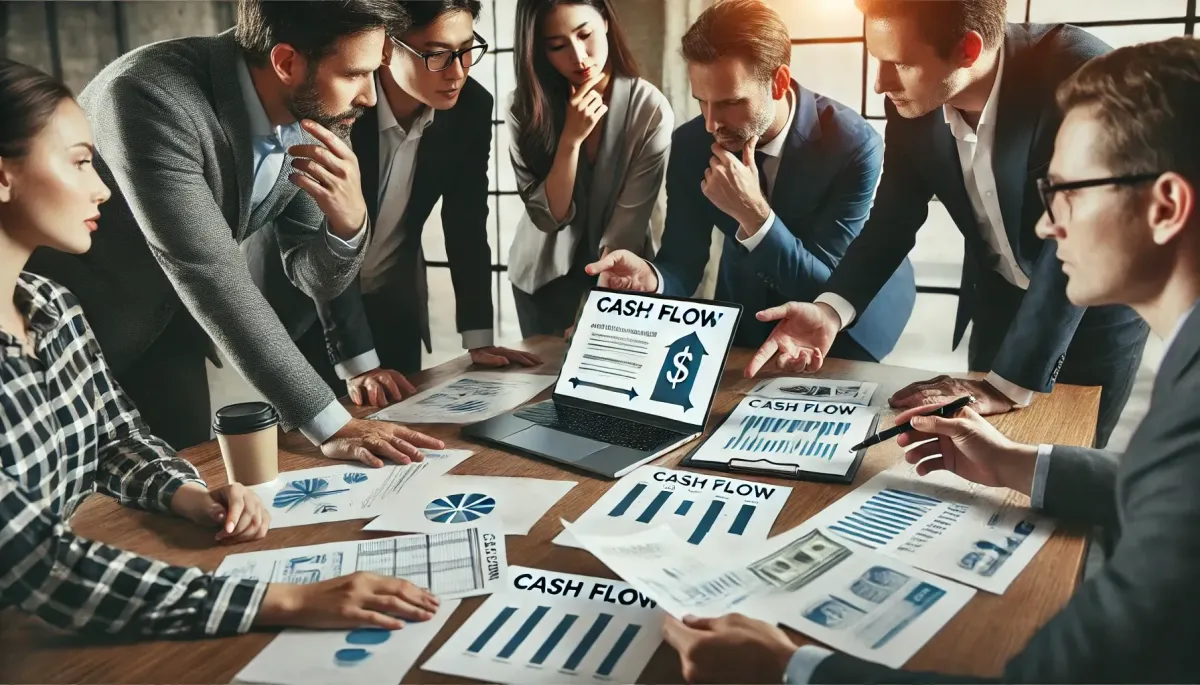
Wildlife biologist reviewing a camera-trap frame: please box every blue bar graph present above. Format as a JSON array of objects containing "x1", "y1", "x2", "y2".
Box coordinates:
[
  {"x1": 497, "y1": 605, "x2": 549, "y2": 659},
  {"x1": 687, "y1": 500, "x2": 725, "y2": 544},
  {"x1": 468, "y1": 606, "x2": 516, "y2": 653},
  {"x1": 608, "y1": 483, "x2": 646, "y2": 517},
  {"x1": 729, "y1": 503, "x2": 756, "y2": 535},
  {"x1": 722, "y1": 414, "x2": 852, "y2": 460},
  {"x1": 675, "y1": 500, "x2": 692, "y2": 516},
  {"x1": 563, "y1": 613, "x2": 613, "y2": 671},
  {"x1": 636, "y1": 490, "x2": 672, "y2": 523},
  {"x1": 530, "y1": 614, "x2": 578, "y2": 665},
  {"x1": 829, "y1": 489, "x2": 942, "y2": 548},
  {"x1": 597, "y1": 624, "x2": 642, "y2": 677}
]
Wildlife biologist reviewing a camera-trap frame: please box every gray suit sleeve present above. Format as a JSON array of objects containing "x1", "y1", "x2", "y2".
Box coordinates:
[
  {"x1": 1039, "y1": 445, "x2": 1121, "y2": 530},
  {"x1": 276, "y1": 191, "x2": 368, "y2": 302},
  {"x1": 95, "y1": 76, "x2": 344, "y2": 435}
]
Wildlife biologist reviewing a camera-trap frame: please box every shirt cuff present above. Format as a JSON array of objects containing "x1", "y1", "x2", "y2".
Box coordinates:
[
  {"x1": 813, "y1": 292, "x2": 857, "y2": 329},
  {"x1": 462, "y1": 329, "x2": 495, "y2": 350},
  {"x1": 334, "y1": 349, "x2": 381, "y2": 380},
  {"x1": 324, "y1": 214, "x2": 369, "y2": 255},
  {"x1": 737, "y1": 211, "x2": 776, "y2": 253},
  {"x1": 1030, "y1": 444, "x2": 1053, "y2": 510},
  {"x1": 648, "y1": 261, "x2": 666, "y2": 295},
  {"x1": 984, "y1": 371, "x2": 1035, "y2": 407},
  {"x1": 784, "y1": 645, "x2": 834, "y2": 684},
  {"x1": 298, "y1": 400, "x2": 353, "y2": 444}
]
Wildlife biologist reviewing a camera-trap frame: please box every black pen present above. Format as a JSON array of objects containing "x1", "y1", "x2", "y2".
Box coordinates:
[{"x1": 850, "y1": 395, "x2": 976, "y2": 451}]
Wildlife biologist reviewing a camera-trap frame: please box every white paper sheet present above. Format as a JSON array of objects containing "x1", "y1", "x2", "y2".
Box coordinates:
[
  {"x1": 250, "y1": 450, "x2": 473, "y2": 528},
  {"x1": 686, "y1": 396, "x2": 879, "y2": 477},
  {"x1": 215, "y1": 527, "x2": 507, "y2": 599},
  {"x1": 800, "y1": 467, "x2": 1054, "y2": 594},
  {"x1": 368, "y1": 372, "x2": 555, "y2": 424},
  {"x1": 364, "y1": 475, "x2": 578, "y2": 536},
  {"x1": 553, "y1": 465, "x2": 789, "y2": 551},
  {"x1": 233, "y1": 599, "x2": 461, "y2": 685},
  {"x1": 749, "y1": 377, "x2": 878, "y2": 406},
  {"x1": 422, "y1": 566, "x2": 663, "y2": 684}
]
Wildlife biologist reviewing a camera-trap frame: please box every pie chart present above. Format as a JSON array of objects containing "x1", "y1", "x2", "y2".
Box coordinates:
[{"x1": 424, "y1": 493, "x2": 497, "y2": 523}]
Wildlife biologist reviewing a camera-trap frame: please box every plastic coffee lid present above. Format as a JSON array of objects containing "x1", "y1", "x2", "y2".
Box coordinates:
[{"x1": 213, "y1": 402, "x2": 280, "y2": 435}]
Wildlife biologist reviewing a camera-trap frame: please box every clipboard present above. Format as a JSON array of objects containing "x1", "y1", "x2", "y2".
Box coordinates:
[{"x1": 679, "y1": 409, "x2": 878, "y2": 485}]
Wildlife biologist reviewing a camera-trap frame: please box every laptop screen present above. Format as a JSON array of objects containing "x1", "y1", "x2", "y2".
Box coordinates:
[{"x1": 554, "y1": 289, "x2": 742, "y2": 429}]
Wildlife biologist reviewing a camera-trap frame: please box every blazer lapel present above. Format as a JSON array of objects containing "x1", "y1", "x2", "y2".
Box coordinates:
[
  {"x1": 353, "y1": 106, "x2": 382, "y2": 223},
  {"x1": 209, "y1": 29, "x2": 255, "y2": 239},
  {"x1": 993, "y1": 24, "x2": 1040, "y2": 247},
  {"x1": 1155, "y1": 305, "x2": 1200, "y2": 397},
  {"x1": 248, "y1": 144, "x2": 302, "y2": 230},
  {"x1": 930, "y1": 118, "x2": 976, "y2": 233},
  {"x1": 771, "y1": 82, "x2": 823, "y2": 227},
  {"x1": 587, "y1": 75, "x2": 632, "y2": 239}
]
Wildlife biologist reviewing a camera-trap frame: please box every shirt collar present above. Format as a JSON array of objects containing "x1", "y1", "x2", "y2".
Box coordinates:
[
  {"x1": 943, "y1": 44, "x2": 1005, "y2": 142},
  {"x1": 236, "y1": 55, "x2": 304, "y2": 146},
  {"x1": 1164, "y1": 300, "x2": 1200, "y2": 353},
  {"x1": 757, "y1": 85, "x2": 796, "y2": 159},
  {"x1": 376, "y1": 73, "x2": 437, "y2": 137},
  {"x1": 5, "y1": 274, "x2": 61, "y2": 346}
]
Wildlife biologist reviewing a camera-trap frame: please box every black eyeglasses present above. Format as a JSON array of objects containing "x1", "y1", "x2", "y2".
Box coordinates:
[
  {"x1": 393, "y1": 32, "x2": 489, "y2": 72},
  {"x1": 1037, "y1": 172, "x2": 1161, "y2": 224}
]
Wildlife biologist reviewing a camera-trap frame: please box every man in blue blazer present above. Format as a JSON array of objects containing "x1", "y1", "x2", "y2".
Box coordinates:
[{"x1": 587, "y1": 0, "x2": 915, "y2": 361}]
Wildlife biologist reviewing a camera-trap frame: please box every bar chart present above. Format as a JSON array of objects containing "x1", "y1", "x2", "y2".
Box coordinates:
[
  {"x1": 722, "y1": 415, "x2": 852, "y2": 459},
  {"x1": 827, "y1": 488, "x2": 942, "y2": 548},
  {"x1": 606, "y1": 482, "x2": 762, "y2": 545}
]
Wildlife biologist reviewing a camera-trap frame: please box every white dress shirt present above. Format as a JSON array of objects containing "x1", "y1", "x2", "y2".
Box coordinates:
[{"x1": 815, "y1": 48, "x2": 1034, "y2": 406}]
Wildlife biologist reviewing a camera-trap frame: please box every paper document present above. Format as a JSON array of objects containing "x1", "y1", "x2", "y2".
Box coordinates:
[
  {"x1": 215, "y1": 527, "x2": 506, "y2": 599},
  {"x1": 553, "y1": 465, "x2": 789, "y2": 551},
  {"x1": 368, "y1": 372, "x2": 555, "y2": 424},
  {"x1": 364, "y1": 475, "x2": 578, "y2": 536},
  {"x1": 749, "y1": 377, "x2": 878, "y2": 406},
  {"x1": 233, "y1": 599, "x2": 461, "y2": 685},
  {"x1": 251, "y1": 450, "x2": 472, "y2": 528},
  {"x1": 423, "y1": 566, "x2": 663, "y2": 684},
  {"x1": 804, "y1": 468, "x2": 1054, "y2": 594},
  {"x1": 687, "y1": 396, "x2": 878, "y2": 477}
]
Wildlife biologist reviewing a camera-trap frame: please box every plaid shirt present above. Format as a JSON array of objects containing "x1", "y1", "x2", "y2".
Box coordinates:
[{"x1": 1, "y1": 272, "x2": 267, "y2": 638}]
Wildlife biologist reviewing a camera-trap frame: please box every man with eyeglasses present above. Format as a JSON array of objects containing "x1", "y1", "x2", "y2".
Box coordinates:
[
  {"x1": 292, "y1": 0, "x2": 542, "y2": 407},
  {"x1": 743, "y1": 0, "x2": 1149, "y2": 450},
  {"x1": 661, "y1": 37, "x2": 1200, "y2": 685}
]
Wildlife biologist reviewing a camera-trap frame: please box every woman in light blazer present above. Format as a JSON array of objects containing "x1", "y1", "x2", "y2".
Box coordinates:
[{"x1": 508, "y1": 0, "x2": 674, "y2": 337}]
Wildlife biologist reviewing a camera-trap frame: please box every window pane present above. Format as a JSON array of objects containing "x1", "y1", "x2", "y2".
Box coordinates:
[
  {"x1": 1007, "y1": 2, "x2": 1029, "y2": 22},
  {"x1": 1083, "y1": 22, "x2": 1186, "y2": 49},
  {"x1": 865, "y1": 55, "x2": 886, "y2": 117},
  {"x1": 1029, "y1": 0, "x2": 1187, "y2": 22},
  {"x1": 495, "y1": 118, "x2": 518, "y2": 193},
  {"x1": 493, "y1": 194, "x2": 526, "y2": 267},
  {"x1": 868, "y1": 119, "x2": 886, "y2": 141},
  {"x1": 494, "y1": 0, "x2": 517, "y2": 50},
  {"x1": 496, "y1": 51, "x2": 516, "y2": 121},
  {"x1": 770, "y1": 0, "x2": 862, "y2": 39},
  {"x1": 911, "y1": 201, "x2": 964, "y2": 289},
  {"x1": 423, "y1": 198, "x2": 448, "y2": 262},
  {"x1": 791, "y1": 43, "x2": 864, "y2": 113}
]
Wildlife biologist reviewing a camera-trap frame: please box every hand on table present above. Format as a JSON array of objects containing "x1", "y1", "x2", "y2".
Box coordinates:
[
  {"x1": 890, "y1": 375, "x2": 1016, "y2": 415},
  {"x1": 745, "y1": 302, "x2": 841, "y2": 377},
  {"x1": 896, "y1": 400, "x2": 1038, "y2": 494},
  {"x1": 470, "y1": 346, "x2": 544, "y2": 368},
  {"x1": 584, "y1": 249, "x2": 659, "y2": 291},
  {"x1": 257, "y1": 573, "x2": 440, "y2": 630},
  {"x1": 288, "y1": 119, "x2": 367, "y2": 238},
  {"x1": 321, "y1": 418, "x2": 444, "y2": 468},
  {"x1": 662, "y1": 613, "x2": 796, "y2": 684},
  {"x1": 347, "y1": 368, "x2": 417, "y2": 407},
  {"x1": 170, "y1": 482, "x2": 270, "y2": 544}
]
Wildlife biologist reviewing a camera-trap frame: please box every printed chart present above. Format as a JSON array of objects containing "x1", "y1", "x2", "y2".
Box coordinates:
[
  {"x1": 370, "y1": 372, "x2": 555, "y2": 424},
  {"x1": 828, "y1": 488, "x2": 945, "y2": 548},
  {"x1": 365, "y1": 475, "x2": 577, "y2": 536},
  {"x1": 748, "y1": 377, "x2": 878, "y2": 406},
  {"x1": 423, "y1": 567, "x2": 663, "y2": 684},
  {"x1": 554, "y1": 466, "x2": 789, "y2": 550}
]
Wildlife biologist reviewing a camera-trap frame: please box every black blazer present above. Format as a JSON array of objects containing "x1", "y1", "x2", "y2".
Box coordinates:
[
  {"x1": 824, "y1": 23, "x2": 1140, "y2": 392},
  {"x1": 318, "y1": 77, "x2": 494, "y2": 366}
]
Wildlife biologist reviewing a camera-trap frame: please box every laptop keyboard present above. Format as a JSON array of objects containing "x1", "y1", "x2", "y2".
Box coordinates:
[{"x1": 513, "y1": 401, "x2": 685, "y2": 452}]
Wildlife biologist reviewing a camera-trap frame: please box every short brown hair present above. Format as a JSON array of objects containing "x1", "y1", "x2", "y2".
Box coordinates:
[
  {"x1": 1057, "y1": 37, "x2": 1200, "y2": 183},
  {"x1": 681, "y1": 0, "x2": 791, "y2": 83},
  {"x1": 855, "y1": 0, "x2": 1007, "y2": 59}
]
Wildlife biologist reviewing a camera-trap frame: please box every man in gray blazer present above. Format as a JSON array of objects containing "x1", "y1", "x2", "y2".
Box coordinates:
[
  {"x1": 25, "y1": 0, "x2": 444, "y2": 464},
  {"x1": 661, "y1": 37, "x2": 1200, "y2": 684}
]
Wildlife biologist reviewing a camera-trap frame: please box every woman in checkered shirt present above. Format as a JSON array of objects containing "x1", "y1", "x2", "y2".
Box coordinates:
[{"x1": 0, "y1": 59, "x2": 441, "y2": 639}]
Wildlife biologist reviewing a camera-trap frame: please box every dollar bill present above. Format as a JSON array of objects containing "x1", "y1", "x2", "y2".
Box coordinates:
[{"x1": 749, "y1": 530, "x2": 852, "y2": 591}]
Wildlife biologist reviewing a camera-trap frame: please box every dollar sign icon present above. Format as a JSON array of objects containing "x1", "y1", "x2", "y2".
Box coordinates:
[{"x1": 666, "y1": 345, "x2": 693, "y2": 389}]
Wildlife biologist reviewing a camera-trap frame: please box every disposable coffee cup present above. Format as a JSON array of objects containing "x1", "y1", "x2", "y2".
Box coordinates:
[{"x1": 213, "y1": 402, "x2": 280, "y2": 486}]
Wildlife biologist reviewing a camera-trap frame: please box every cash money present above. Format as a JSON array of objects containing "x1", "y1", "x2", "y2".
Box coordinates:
[{"x1": 749, "y1": 530, "x2": 852, "y2": 591}]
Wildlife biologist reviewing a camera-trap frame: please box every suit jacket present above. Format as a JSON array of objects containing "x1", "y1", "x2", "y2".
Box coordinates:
[
  {"x1": 823, "y1": 23, "x2": 1145, "y2": 392},
  {"x1": 810, "y1": 304, "x2": 1200, "y2": 683},
  {"x1": 23, "y1": 29, "x2": 366, "y2": 433},
  {"x1": 654, "y1": 83, "x2": 916, "y2": 358},
  {"x1": 507, "y1": 75, "x2": 673, "y2": 294},
  {"x1": 313, "y1": 77, "x2": 494, "y2": 368}
]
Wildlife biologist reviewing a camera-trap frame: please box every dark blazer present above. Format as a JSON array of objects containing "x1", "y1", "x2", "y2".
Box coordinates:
[
  {"x1": 810, "y1": 304, "x2": 1200, "y2": 683},
  {"x1": 824, "y1": 23, "x2": 1142, "y2": 391},
  {"x1": 317, "y1": 77, "x2": 494, "y2": 367},
  {"x1": 23, "y1": 29, "x2": 365, "y2": 432},
  {"x1": 653, "y1": 83, "x2": 916, "y2": 359}
]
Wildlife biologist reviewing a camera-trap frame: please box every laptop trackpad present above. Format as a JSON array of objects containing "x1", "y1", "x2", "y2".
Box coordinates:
[{"x1": 505, "y1": 425, "x2": 607, "y2": 463}]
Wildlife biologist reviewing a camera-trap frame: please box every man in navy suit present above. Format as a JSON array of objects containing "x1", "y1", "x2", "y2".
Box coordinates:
[{"x1": 585, "y1": 0, "x2": 916, "y2": 362}]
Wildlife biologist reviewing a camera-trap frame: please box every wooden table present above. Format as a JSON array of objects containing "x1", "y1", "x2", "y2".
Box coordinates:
[{"x1": 0, "y1": 337, "x2": 1098, "y2": 683}]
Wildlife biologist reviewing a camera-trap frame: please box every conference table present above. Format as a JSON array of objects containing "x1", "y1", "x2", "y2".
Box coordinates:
[{"x1": 0, "y1": 336, "x2": 1098, "y2": 683}]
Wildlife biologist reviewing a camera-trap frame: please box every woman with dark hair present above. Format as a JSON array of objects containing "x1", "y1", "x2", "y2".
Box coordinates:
[
  {"x1": 507, "y1": 0, "x2": 674, "y2": 337},
  {"x1": 0, "y1": 60, "x2": 440, "y2": 639}
]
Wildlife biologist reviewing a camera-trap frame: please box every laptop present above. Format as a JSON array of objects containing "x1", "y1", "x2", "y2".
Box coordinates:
[{"x1": 463, "y1": 288, "x2": 742, "y2": 478}]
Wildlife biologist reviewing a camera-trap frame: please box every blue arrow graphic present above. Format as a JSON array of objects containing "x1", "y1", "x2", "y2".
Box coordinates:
[{"x1": 569, "y1": 377, "x2": 638, "y2": 400}]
